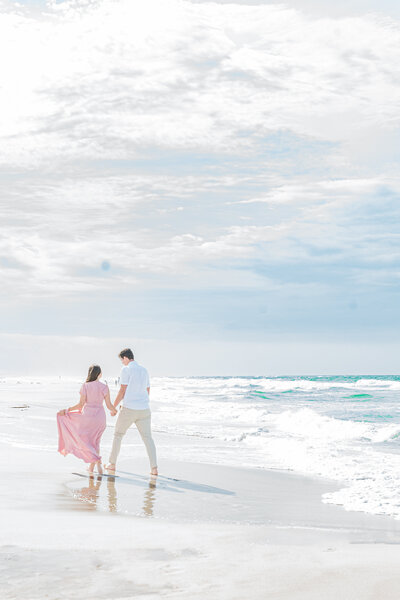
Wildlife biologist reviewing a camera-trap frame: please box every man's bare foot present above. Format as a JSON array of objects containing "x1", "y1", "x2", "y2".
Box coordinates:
[
  {"x1": 150, "y1": 467, "x2": 158, "y2": 476},
  {"x1": 105, "y1": 463, "x2": 116, "y2": 472},
  {"x1": 97, "y1": 461, "x2": 103, "y2": 475}
]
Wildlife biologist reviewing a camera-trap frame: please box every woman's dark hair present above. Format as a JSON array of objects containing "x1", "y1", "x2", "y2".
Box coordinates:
[
  {"x1": 119, "y1": 348, "x2": 134, "y2": 360},
  {"x1": 86, "y1": 364, "x2": 102, "y2": 382}
]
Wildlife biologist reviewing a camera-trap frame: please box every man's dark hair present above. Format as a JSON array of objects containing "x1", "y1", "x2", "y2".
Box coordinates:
[{"x1": 119, "y1": 348, "x2": 134, "y2": 360}]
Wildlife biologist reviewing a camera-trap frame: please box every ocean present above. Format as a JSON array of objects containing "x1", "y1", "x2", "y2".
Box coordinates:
[{"x1": 1, "y1": 375, "x2": 400, "y2": 520}]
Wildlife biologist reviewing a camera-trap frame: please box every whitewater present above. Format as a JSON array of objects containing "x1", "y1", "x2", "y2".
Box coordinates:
[{"x1": 1, "y1": 375, "x2": 400, "y2": 520}]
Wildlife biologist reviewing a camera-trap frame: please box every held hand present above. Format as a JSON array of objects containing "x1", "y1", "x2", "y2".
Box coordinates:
[
  {"x1": 58, "y1": 409, "x2": 66, "y2": 416},
  {"x1": 110, "y1": 408, "x2": 117, "y2": 417}
]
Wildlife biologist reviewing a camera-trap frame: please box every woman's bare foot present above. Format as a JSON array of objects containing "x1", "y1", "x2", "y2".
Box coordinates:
[
  {"x1": 150, "y1": 467, "x2": 158, "y2": 476},
  {"x1": 97, "y1": 461, "x2": 103, "y2": 475},
  {"x1": 105, "y1": 463, "x2": 116, "y2": 472}
]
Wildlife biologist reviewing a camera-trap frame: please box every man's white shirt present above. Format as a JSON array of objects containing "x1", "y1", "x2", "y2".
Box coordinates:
[{"x1": 120, "y1": 361, "x2": 150, "y2": 410}]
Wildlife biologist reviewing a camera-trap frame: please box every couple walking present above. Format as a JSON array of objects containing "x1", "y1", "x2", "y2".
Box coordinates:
[{"x1": 57, "y1": 348, "x2": 158, "y2": 476}]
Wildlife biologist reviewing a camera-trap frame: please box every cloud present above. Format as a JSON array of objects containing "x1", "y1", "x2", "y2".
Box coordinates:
[
  {"x1": 1, "y1": 0, "x2": 400, "y2": 165},
  {"x1": 1, "y1": 0, "x2": 400, "y2": 355},
  {"x1": 1, "y1": 168, "x2": 400, "y2": 301}
]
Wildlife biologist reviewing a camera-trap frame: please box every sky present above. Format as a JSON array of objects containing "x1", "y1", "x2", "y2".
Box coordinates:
[{"x1": 1, "y1": 0, "x2": 400, "y2": 376}]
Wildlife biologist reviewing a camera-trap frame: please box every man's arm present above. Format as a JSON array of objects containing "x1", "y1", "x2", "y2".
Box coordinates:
[
  {"x1": 147, "y1": 387, "x2": 150, "y2": 395},
  {"x1": 114, "y1": 384, "x2": 127, "y2": 409}
]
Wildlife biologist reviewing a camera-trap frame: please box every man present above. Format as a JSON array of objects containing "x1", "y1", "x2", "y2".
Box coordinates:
[{"x1": 106, "y1": 348, "x2": 158, "y2": 476}]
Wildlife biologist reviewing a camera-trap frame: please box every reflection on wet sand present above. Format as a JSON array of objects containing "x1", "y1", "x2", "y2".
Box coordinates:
[
  {"x1": 74, "y1": 476, "x2": 102, "y2": 511},
  {"x1": 143, "y1": 476, "x2": 157, "y2": 517},
  {"x1": 69, "y1": 473, "x2": 158, "y2": 516},
  {"x1": 67, "y1": 470, "x2": 233, "y2": 518},
  {"x1": 107, "y1": 476, "x2": 117, "y2": 513}
]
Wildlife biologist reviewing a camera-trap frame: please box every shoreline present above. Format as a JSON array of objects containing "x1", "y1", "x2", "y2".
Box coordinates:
[
  {"x1": 3, "y1": 443, "x2": 400, "y2": 598},
  {"x1": 2, "y1": 375, "x2": 400, "y2": 523},
  {"x1": 3, "y1": 430, "x2": 400, "y2": 535},
  {"x1": 65, "y1": 457, "x2": 400, "y2": 537},
  {"x1": 2, "y1": 383, "x2": 400, "y2": 599}
]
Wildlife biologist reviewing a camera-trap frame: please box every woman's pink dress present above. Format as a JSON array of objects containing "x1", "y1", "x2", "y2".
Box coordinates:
[{"x1": 57, "y1": 380, "x2": 109, "y2": 464}]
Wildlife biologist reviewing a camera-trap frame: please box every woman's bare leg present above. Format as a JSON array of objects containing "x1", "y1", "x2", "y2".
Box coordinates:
[{"x1": 97, "y1": 461, "x2": 103, "y2": 475}]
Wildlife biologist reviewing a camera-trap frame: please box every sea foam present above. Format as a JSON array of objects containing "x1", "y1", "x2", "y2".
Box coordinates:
[{"x1": 151, "y1": 375, "x2": 400, "y2": 519}]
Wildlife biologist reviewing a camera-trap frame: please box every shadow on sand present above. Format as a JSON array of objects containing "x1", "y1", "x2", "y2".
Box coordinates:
[{"x1": 66, "y1": 469, "x2": 234, "y2": 517}]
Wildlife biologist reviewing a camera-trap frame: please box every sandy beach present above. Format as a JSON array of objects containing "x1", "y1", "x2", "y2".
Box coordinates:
[
  {"x1": 2, "y1": 0, "x2": 400, "y2": 596},
  {"x1": 2, "y1": 417, "x2": 400, "y2": 599}
]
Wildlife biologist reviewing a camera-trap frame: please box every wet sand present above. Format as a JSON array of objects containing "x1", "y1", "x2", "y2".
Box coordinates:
[{"x1": 2, "y1": 439, "x2": 400, "y2": 599}]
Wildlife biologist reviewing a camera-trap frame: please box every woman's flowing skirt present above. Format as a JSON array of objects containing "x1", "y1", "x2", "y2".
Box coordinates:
[{"x1": 57, "y1": 405, "x2": 106, "y2": 463}]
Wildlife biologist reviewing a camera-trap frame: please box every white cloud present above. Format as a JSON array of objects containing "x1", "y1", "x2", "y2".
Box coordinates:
[
  {"x1": 1, "y1": 172, "x2": 399, "y2": 298},
  {"x1": 1, "y1": 0, "x2": 400, "y2": 360},
  {"x1": 1, "y1": 0, "x2": 400, "y2": 165}
]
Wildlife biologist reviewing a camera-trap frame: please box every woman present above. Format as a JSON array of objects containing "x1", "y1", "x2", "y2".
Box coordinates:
[{"x1": 57, "y1": 365, "x2": 117, "y2": 474}]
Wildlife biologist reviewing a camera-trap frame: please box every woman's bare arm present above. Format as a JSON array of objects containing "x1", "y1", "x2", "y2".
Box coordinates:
[
  {"x1": 104, "y1": 388, "x2": 117, "y2": 415},
  {"x1": 58, "y1": 391, "x2": 86, "y2": 415}
]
